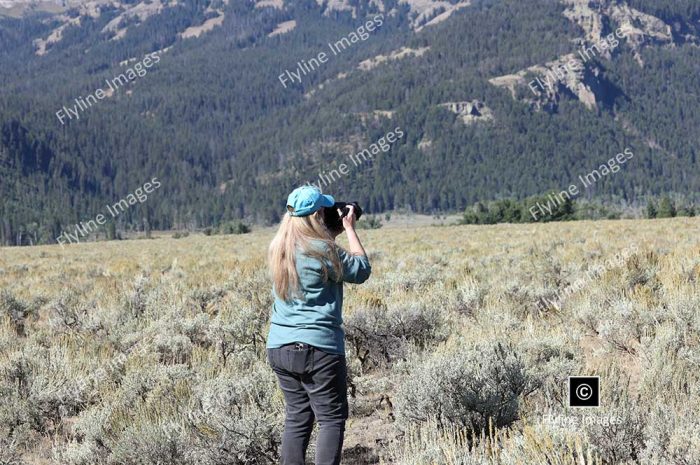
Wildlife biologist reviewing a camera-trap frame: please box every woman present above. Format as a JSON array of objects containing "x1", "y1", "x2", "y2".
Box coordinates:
[{"x1": 267, "y1": 185, "x2": 371, "y2": 465}]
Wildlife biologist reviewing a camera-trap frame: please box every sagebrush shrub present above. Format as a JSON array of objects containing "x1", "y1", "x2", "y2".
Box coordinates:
[
  {"x1": 108, "y1": 419, "x2": 190, "y2": 465},
  {"x1": 578, "y1": 368, "x2": 644, "y2": 464},
  {"x1": 452, "y1": 277, "x2": 487, "y2": 316},
  {"x1": 185, "y1": 362, "x2": 283, "y2": 465},
  {"x1": 48, "y1": 289, "x2": 99, "y2": 334},
  {"x1": 0, "y1": 291, "x2": 31, "y2": 336},
  {"x1": 641, "y1": 403, "x2": 700, "y2": 465},
  {"x1": 1, "y1": 345, "x2": 86, "y2": 435},
  {"x1": 124, "y1": 275, "x2": 150, "y2": 317},
  {"x1": 0, "y1": 435, "x2": 27, "y2": 465},
  {"x1": 61, "y1": 363, "x2": 194, "y2": 465},
  {"x1": 387, "y1": 416, "x2": 602, "y2": 465},
  {"x1": 153, "y1": 332, "x2": 193, "y2": 364},
  {"x1": 395, "y1": 342, "x2": 530, "y2": 433},
  {"x1": 344, "y1": 302, "x2": 447, "y2": 371},
  {"x1": 638, "y1": 323, "x2": 700, "y2": 465},
  {"x1": 518, "y1": 336, "x2": 581, "y2": 409},
  {"x1": 623, "y1": 251, "x2": 661, "y2": 291},
  {"x1": 0, "y1": 385, "x2": 33, "y2": 454},
  {"x1": 187, "y1": 287, "x2": 226, "y2": 313}
]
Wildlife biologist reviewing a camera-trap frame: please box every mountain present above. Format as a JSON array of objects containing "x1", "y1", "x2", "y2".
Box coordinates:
[{"x1": 1, "y1": 0, "x2": 699, "y2": 245}]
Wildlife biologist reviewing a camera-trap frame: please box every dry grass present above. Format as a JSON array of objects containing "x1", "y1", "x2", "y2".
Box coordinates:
[{"x1": 1, "y1": 217, "x2": 699, "y2": 464}]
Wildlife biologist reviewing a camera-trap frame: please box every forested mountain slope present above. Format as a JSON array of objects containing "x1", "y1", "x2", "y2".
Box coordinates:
[{"x1": 0, "y1": 0, "x2": 699, "y2": 245}]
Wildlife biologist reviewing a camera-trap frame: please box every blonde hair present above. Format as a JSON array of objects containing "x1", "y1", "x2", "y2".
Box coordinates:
[{"x1": 268, "y1": 210, "x2": 343, "y2": 301}]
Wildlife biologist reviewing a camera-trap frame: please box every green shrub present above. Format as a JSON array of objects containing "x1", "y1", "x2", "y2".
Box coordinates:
[
  {"x1": 657, "y1": 196, "x2": 677, "y2": 218},
  {"x1": 220, "y1": 221, "x2": 251, "y2": 235},
  {"x1": 357, "y1": 216, "x2": 382, "y2": 229}
]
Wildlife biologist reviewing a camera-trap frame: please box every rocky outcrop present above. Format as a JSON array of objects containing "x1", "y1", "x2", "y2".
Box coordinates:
[
  {"x1": 400, "y1": 0, "x2": 471, "y2": 31},
  {"x1": 355, "y1": 110, "x2": 395, "y2": 124},
  {"x1": 562, "y1": 0, "x2": 674, "y2": 64},
  {"x1": 20, "y1": 0, "x2": 470, "y2": 53},
  {"x1": 358, "y1": 47, "x2": 430, "y2": 71},
  {"x1": 490, "y1": 54, "x2": 601, "y2": 111},
  {"x1": 305, "y1": 46, "x2": 429, "y2": 99},
  {"x1": 268, "y1": 19, "x2": 297, "y2": 37},
  {"x1": 255, "y1": 0, "x2": 284, "y2": 9},
  {"x1": 179, "y1": 10, "x2": 226, "y2": 40},
  {"x1": 490, "y1": 0, "x2": 692, "y2": 112},
  {"x1": 414, "y1": 1, "x2": 470, "y2": 31},
  {"x1": 417, "y1": 138, "x2": 433, "y2": 151},
  {"x1": 102, "y1": 0, "x2": 172, "y2": 39},
  {"x1": 439, "y1": 100, "x2": 494, "y2": 125}
]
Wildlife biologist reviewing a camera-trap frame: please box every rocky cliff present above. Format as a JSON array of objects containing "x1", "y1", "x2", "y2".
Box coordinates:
[{"x1": 490, "y1": 0, "x2": 695, "y2": 112}]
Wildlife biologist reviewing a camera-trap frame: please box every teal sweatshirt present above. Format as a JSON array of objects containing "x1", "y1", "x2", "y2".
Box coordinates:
[{"x1": 266, "y1": 243, "x2": 371, "y2": 355}]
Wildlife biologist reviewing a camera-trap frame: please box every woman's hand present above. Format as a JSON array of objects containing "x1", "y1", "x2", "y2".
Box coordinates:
[
  {"x1": 340, "y1": 206, "x2": 367, "y2": 256},
  {"x1": 340, "y1": 205, "x2": 357, "y2": 231}
]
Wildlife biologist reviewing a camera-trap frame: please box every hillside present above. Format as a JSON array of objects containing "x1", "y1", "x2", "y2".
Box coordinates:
[
  {"x1": 1, "y1": 218, "x2": 699, "y2": 463},
  {"x1": 1, "y1": 0, "x2": 700, "y2": 245}
]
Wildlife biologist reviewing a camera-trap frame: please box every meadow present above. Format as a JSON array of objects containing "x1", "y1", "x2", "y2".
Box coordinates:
[{"x1": 1, "y1": 217, "x2": 699, "y2": 464}]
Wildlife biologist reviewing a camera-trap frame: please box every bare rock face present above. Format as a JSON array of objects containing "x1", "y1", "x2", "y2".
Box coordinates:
[
  {"x1": 561, "y1": 0, "x2": 606, "y2": 53},
  {"x1": 358, "y1": 47, "x2": 430, "y2": 71},
  {"x1": 489, "y1": 54, "x2": 601, "y2": 112},
  {"x1": 608, "y1": 3, "x2": 673, "y2": 52},
  {"x1": 439, "y1": 100, "x2": 494, "y2": 125},
  {"x1": 491, "y1": 0, "x2": 691, "y2": 112},
  {"x1": 562, "y1": 0, "x2": 674, "y2": 64}
]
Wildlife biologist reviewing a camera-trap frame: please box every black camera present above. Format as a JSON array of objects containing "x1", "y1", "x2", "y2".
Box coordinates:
[{"x1": 323, "y1": 202, "x2": 363, "y2": 234}]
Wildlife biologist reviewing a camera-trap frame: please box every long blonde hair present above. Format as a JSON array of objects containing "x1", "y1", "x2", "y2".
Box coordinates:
[{"x1": 268, "y1": 209, "x2": 343, "y2": 301}]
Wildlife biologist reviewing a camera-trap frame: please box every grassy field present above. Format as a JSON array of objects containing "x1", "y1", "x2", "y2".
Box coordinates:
[{"x1": 1, "y1": 218, "x2": 699, "y2": 464}]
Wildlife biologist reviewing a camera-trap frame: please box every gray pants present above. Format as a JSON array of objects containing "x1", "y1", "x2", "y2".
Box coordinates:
[{"x1": 267, "y1": 343, "x2": 348, "y2": 465}]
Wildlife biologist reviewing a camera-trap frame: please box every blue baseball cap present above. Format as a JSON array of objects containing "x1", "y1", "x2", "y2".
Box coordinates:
[{"x1": 287, "y1": 185, "x2": 335, "y2": 217}]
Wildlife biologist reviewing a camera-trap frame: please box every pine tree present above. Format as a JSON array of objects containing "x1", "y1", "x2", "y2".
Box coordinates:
[
  {"x1": 646, "y1": 201, "x2": 658, "y2": 219},
  {"x1": 657, "y1": 196, "x2": 676, "y2": 218}
]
